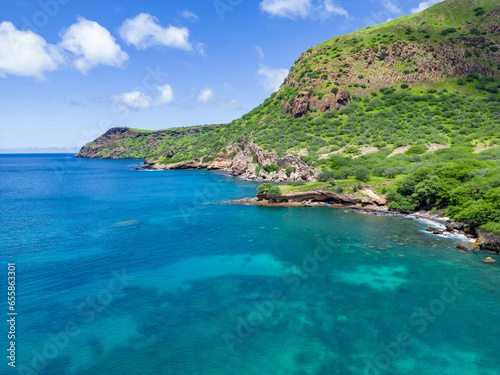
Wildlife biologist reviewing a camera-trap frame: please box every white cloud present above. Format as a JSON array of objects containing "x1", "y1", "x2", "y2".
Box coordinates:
[
  {"x1": 198, "y1": 87, "x2": 214, "y2": 102},
  {"x1": 157, "y1": 84, "x2": 174, "y2": 104},
  {"x1": 115, "y1": 91, "x2": 152, "y2": 108},
  {"x1": 257, "y1": 64, "x2": 289, "y2": 92},
  {"x1": 260, "y1": 0, "x2": 348, "y2": 19},
  {"x1": 114, "y1": 84, "x2": 174, "y2": 108},
  {"x1": 260, "y1": 0, "x2": 312, "y2": 18},
  {"x1": 255, "y1": 45, "x2": 265, "y2": 60},
  {"x1": 411, "y1": 0, "x2": 444, "y2": 14},
  {"x1": 381, "y1": 0, "x2": 402, "y2": 15},
  {"x1": 118, "y1": 13, "x2": 192, "y2": 51},
  {"x1": 60, "y1": 17, "x2": 128, "y2": 74},
  {"x1": 324, "y1": 0, "x2": 349, "y2": 17},
  {"x1": 181, "y1": 10, "x2": 199, "y2": 21},
  {"x1": 0, "y1": 21, "x2": 63, "y2": 79}
]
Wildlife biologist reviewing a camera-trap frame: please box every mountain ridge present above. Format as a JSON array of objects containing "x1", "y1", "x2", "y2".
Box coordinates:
[{"x1": 76, "y1": 0, "x2": 500, "y2": 161}]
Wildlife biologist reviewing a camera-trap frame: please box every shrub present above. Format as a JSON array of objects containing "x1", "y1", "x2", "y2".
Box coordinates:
[
  {"x1": 263, "y1": 163, "x2": 280, "y2": 173},
  {"x1": 479, "y1": 222, "x2": 500, "y2": 235},
  {"x1": 257, "y1": 183, "x2": 282, "y2": 199},
  {"x1": 353, "y1": 165, "x2": 370, "y2": 182},
  {"x1": 440, "y1": 28, "x2": 457, "y2": 36},
  {"x1": 318, "y1": 170, "x2": 337, "y2": 182},
  {"x1": 285, "y1": 166, "x2": 296, "y2": 176},
  {"x1": 401, "y1": 83, "x2": 409, "y2": 89},
  {"x1": 405, "y1": 144, "x2": 428, "y2": 155},
  {"x1": 324, "y1": 111, "x2": 337, "y2": 118},
  {"x1": 267, "y1": 186, "x2": 282, "y2": 199},
  {"x1": 335, "y1": 186, "x2": 343, "y2": 194}
]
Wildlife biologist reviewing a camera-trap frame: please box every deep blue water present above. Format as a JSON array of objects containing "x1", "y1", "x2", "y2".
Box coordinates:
[{"x1": 1, "y1": 154, "x2": 499, "y2": 375}]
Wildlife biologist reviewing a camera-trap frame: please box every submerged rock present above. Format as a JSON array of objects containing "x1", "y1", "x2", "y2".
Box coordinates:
[
  {"x1": 113, "y1": 220, "x2": 142, "y2": 228},
  {"x1": 337, "y1": 315, "x2": 349, "y2": 324},
  {"x1": 426, "y1": 227, "x2": 444, "y2": 235},
  {"x1": 481, "y1": 257, "x2": 497, "y2": 264}
]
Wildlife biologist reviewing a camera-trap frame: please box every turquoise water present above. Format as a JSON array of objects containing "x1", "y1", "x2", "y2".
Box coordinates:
[{"x1": 1, "y1": 154, "x2": 499, "y2": 375}]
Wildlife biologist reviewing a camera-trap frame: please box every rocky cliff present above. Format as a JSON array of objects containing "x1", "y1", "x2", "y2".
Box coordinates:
[{"x1": 141, "y1": 139, "x2": 316, "y2": 183}]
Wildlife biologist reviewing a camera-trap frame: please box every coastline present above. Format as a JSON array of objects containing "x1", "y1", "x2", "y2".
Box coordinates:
[{"x1": 222, "y1": 191, "x2": 489, "y2": 253}]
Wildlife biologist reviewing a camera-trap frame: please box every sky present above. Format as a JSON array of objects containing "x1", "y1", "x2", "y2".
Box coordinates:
[{"x1": 0, "y1": 0, "x2": 445, "y2": 151}]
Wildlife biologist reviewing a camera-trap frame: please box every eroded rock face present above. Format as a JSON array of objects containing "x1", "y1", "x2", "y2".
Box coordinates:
[
  {"x1": 207, "y1": 153, "x2": 232, "y2": 170},
  {"x1": 277, "y1": 155, "x2": 315, "y2": 181},
  {"x1": 228, "y1": 141, "x2": 316, "y2": 182},
  {"x1": 290, "y1": 89, "x2": 312, "y2": 118},
  {"x1": 286, "y1": 88, "x2": 350, "y2": 116}
]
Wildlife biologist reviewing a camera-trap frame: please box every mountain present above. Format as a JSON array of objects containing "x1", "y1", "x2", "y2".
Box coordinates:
[
  {"x1": 77, "y1": 0, "x2": 500, "y2": 162},
  {"x1": 76, "y1": 0, "x2": 500, "y2": 243}
]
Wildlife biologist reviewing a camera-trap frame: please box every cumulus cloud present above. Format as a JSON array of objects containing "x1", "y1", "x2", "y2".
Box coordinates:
[
  {"x1": 324, "y1": 0, "x2": 349, "y2": 17},
  {"x1": 0, "y1": 21, "x2": 63, "y2": 79},
  {"x1": 118, "y1": 13, "x2": 192, "y2": 51},
  {"x1": 114, "y1": 84, "x2": 174, "y2": 108},
  {"x1": 257, "y1": 64, "x2": 289, "y2": 92},
  {"x1": 197, "y1": 88, "x2": 214, "y2": 102},
  {"x1": 411, "y1": 0, "x2": 444, "y2": 14},
  {"x1": 60, "y1": 17, "x2": 128, "y2": 74},
  {"x1": 115, "y1": 91, "x2": 152, "y2": 108},
  {"x1": 157, "y1": 84, "x2": 174, "y2": 104},
  {"x1": 260, "y1": 0, "x2": 348, "y2": 19},
  {"x1": 260, "y1": 0, "x2": 312, "y2": 18}
]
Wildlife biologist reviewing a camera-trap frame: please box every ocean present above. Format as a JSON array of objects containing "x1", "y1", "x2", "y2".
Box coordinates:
[{"x1": 1, "y1": 154, "x2": 499, "y2": 375}]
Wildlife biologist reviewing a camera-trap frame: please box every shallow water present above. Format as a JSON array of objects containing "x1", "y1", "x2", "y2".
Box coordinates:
[{"x1": 1, "y1": 154, "x2": 499, "y2": 375}]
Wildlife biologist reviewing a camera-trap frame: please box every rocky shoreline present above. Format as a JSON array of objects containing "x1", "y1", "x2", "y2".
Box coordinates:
[
  {"x1": 224, "y1": 188, "x2": 499, "y2": 257},
  {"x1": 136, "y1": 139, "x2": 498, "y2": 257}
]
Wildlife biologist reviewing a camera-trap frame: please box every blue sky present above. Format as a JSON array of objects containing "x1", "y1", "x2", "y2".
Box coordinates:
[{"x1": 0, "y1": 0, "x2": 444, "y2": 150}]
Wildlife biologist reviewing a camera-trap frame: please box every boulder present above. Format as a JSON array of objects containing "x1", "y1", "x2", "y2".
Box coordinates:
[
  {"x1": 231, "y1": 151, "x2": 252, "y2": 175},
  {"x1": 481, "y1": 257, "x2": 497, "y2": 264},
  {"x1": 426, "y1": 227, "x2": 444, "y2": 235}
]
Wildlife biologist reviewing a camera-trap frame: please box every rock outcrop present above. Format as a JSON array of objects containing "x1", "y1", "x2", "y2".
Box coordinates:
[
  {"x1": 140, "y1": 140, "x2": 316, "y2": 183},
  {"x1": 285, "y1": 88, "x2": 351, "y2": 117}
]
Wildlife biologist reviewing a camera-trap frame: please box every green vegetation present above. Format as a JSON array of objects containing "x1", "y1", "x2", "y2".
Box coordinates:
[
  {"x1": 257, "y1": 183, "x2": 282, "y2": 199},
  {"x1": 285, "y1": 166, "x2": 297, "y2": 176},
  {"x1": 263, "y1": 163, "x2": 280, "y2": 173}
]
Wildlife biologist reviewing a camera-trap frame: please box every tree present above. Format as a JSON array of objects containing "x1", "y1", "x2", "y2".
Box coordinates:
[{"x1": 353, "y1": 165, "x2": 370, "y2": 182}]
